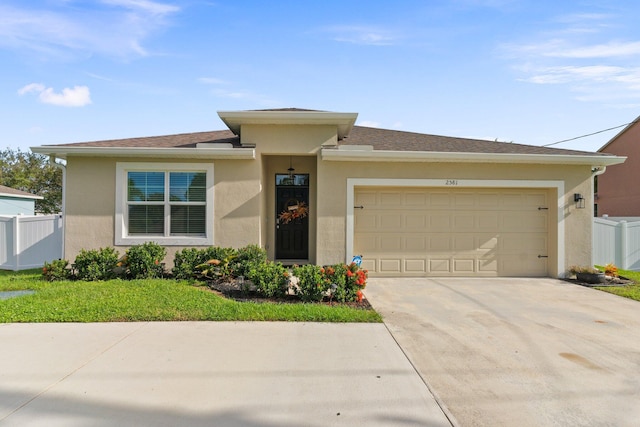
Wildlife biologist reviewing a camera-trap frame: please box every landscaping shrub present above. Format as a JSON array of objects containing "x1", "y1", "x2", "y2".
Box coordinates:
[
  {"x1": 233, "y1": 244, "x2": 267, "y2": 278},
  {"x1": 318, "y1": 263, "x2": 368, "y2": 302},
  {"x1": 248, "y1": 261, "x2": 289, "y2": 298},
  {"x1": 42, "y1": 259, "x2": 71, "y2": 281},
  {"x1": 293, "y1": 264, "x2": 327, "y2": 302},
  {"x1": 74, "y1": 247, "x2": 120, "y2": 281},
  {"x1": 172, "y1": 246, "x2": 238, "y2": 280},
  {"x1": 124, "y1": 242, "x2": 166, "y2": 279}
]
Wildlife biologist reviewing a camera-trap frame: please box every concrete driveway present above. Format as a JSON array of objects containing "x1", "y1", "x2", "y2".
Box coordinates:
[{"x1": 365, "y1": 278, "x2": 640, "y2": 427}]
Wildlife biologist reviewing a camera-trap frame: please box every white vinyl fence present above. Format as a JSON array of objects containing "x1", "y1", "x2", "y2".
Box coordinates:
[
  {"x1": 0, "y1": 215, "x2": 63, "y2": 271},
  {"x1": 593, "y1": 217, "x2": 640, "y2": 271}
]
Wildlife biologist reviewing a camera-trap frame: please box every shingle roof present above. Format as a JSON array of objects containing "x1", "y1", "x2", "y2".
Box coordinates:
[
  {"x1": 40, "y1": 125, "x2": 610, "y2": 157},
  {"x1": 0, "y1": 185, "x2": 42, "y2": 199},
  {"x1": 50, "y1": 130, "x2": 239, "y2": 148},
  {"x1": 339, "y1": 126, "x2": 610, "y2": 156}
]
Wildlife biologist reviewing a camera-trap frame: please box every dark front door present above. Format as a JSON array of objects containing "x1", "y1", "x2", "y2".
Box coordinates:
[{"x1": 275, "y1": 174, "x2": 309, "y2": 260}]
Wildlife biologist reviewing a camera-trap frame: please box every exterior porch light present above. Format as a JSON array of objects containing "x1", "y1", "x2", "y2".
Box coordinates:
[
  {"x1": 288, "y1": 156, "x2": 295, "y2": 179},
  {"x1": 574, "y1": 193, "x2": 585, "y2": 209}
]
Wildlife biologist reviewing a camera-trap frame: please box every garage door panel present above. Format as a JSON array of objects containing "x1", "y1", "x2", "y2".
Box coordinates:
[
  {"x1": 405, "y1": 192, "x2": 427, "y2": 206},
  {"x1": 380, "y1": 192, "x2": 402, "y2": 206},
  {"x1": 405, "y1": 259, "x2": 426, "y2": 272},
  {"x1": 478, "y1": 214, "x2": 499, "y2": 229},
  {"x1": 429, "y1": 236, "x2": 451, "y2": 251},
  {"x1": 406, "y1": 236, "x2": 427, "y2": 251},
  {"x1": 454, "y1": 236, "x2": 475, "y2": 251},
  {"x1": 429, "y1": 259, "x2": 451, "y2": 273},
  {"x1": 354, "y1": 187, "x2": 551, "y2": 277},
  {"x1": 405, "y1": 214, "x2": 427, "y2": 229},
  {"x1": 453, "y1": 259, "x2": 475, "y2": 273},
  {"x1": 355, "y1": 213, "x2": 378, "y2": 229},
  {"x1": 429, "y1": 214, "x2": 451, "y2": 230},
  {"x1": 454, "y1": 215, "x2": 475, "y2": 230},
  {"x1": 429, "y1": 193, "x2": 452, "y2": 207},
  {"x1": 380, "y1": 236, "x2": 402, "y2": 251},
  {"x1": 380, "y1": 259, "x2": 402, "y2": 273}
]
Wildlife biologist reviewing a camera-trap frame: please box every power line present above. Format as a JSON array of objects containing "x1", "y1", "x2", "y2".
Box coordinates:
[{"x1": 542, "y1": 122, "x2": 632, "y2": 147}]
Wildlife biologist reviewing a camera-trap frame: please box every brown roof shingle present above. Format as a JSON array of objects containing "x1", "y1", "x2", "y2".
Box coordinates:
[
  {"x1": 40, "y1": 125, "x2": 610, "y2": 157},
  {"x1": 339, "y1": 126, "x2": 610, "y2": 156}
]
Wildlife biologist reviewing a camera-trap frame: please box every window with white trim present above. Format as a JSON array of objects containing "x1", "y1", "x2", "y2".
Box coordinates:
[{"x1": 116, "y1": 163, "x2": 214, "y2": 245}]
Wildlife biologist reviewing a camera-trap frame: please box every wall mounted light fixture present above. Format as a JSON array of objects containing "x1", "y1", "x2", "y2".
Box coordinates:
[
  {"x1": 574, "y1": 193, "x2": 585, "y2": 209},
  {"x1": 288, "y1": 156, "x2": 295, "y2": 179}
]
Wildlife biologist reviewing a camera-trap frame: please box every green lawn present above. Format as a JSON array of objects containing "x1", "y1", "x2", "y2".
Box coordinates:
[
  {"x1": 0, "y1": 269, "x2": 381, "y2": 323},
  {"x1": 594, "y1": 268, "x2": 640, "y2": 301}
]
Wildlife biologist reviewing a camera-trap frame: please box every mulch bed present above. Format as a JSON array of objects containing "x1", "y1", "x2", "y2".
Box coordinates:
[
  {"x1": 565, "y1": 275, "x2": 633, "y2": 288},
  {"x1": 203, "y1": 278, "x2": 373, "y2": 309}
]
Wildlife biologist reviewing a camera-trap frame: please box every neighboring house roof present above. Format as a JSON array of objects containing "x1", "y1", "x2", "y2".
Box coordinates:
[
  {"x1": 0, "y1": 185, "x2": 43, "y2": 200},
  {"x1": 598, "y1": 115, "x2": 640, "y2": 153},
  {"x1": 30, "y1": 109, "x2": 625, "y2": 167}
]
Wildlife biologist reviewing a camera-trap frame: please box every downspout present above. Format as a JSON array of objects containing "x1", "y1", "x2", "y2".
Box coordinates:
[
  {"x1": 50, "y1": 157, "x2": 66, "y2": 259},
  {"x1": 591, "y1": 166, "x2": 607, "y2": 268}
]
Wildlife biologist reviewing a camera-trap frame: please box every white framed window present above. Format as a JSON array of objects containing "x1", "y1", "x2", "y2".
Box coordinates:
[{"x1": 115, "y1": 162, "x2": 214, "y2": 245}]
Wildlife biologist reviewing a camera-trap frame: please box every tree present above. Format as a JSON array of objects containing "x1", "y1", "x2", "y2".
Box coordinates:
[{"x1": 0, "y1": 148, "x2": 62, "y2": 214}]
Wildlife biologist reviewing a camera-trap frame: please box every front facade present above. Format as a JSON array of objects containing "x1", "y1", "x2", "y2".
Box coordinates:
[
  {"x1": 597, "y1": 116, "x2": 640, "y2": 217},
  {"x1": 0, "y1": 185, "x2": 42, "y2": 216},
  {"x1": 32, "y1": 109, "x2": 625, "y2": 277}
]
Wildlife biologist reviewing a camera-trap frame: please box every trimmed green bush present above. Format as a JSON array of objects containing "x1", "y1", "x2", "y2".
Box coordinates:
[
  {"x1": 293, "y1": 264, "x2": 327, "y2": 302},
  {"x1": 248, "y1": 261, "x2": 289, "y2": 298},
  {"x1": 42, "y1": 259, "x2": 71, "y2": 281},
  {"x1": 125, "y1": 242, "x2": 166, "y2": 279},
  {"x1": 74, "y1": 247, "x2": 120, "y2": 281},
  {"x1": 233, "y1": 244, "x2": 267, "y2": 278}
]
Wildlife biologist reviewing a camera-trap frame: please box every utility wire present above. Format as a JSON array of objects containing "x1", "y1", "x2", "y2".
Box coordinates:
[{"x1": 542, "y1": 122, "x2": 632, "y2": 147}]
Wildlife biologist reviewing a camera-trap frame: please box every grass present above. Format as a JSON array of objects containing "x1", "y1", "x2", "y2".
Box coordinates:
[
  {"x1": 0, "y1": 269, "x2": 381, "y2": 323},
  {"x1": 594, "y1": 267, "x2": 640, "y2": 301}
]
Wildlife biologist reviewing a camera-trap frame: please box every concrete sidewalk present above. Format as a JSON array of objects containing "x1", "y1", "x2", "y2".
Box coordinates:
[{"x1": 0, "y1": 322, "x2": 453, "y2": 427}]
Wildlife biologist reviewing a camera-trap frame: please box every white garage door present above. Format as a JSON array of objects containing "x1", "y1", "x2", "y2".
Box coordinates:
[{"x1": 354, "y1": 187, "x2": 550, "y2": 277}]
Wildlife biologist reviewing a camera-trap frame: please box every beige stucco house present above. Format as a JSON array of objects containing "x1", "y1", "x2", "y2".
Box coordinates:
[{"x1": 31, "y1": 109, "x2": 625, "y2": 277}]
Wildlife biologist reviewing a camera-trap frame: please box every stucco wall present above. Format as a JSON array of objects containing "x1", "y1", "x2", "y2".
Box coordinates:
[{"x1": 64, "y1": 156, "x2": 261, "y2": 266}]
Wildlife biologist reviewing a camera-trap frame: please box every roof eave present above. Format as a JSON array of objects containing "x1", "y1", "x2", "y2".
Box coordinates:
[
  {"x1": 321, "y1": 148, "x2": 627, "y2": 166},
  {"x1": 30, "y1": 146, "x2": 256, "y2": 160},
  {"x1": 0, "y1": 193, "x2": 43, "y2": 200},
  {"x1": 217, "y1": 110, "x2": 358, "y2": 139}
]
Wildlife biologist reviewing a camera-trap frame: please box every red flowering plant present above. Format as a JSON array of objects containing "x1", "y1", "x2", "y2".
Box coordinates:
[{"x1": 321, "y1": 262, "x2": 368, "y2": 303}]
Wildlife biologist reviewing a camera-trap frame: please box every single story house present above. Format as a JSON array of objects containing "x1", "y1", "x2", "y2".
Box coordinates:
[
  {"x1": 31, "y1": 109, "x2": 626, "y2": 277},
  {"x1": 0, "y1": 185, "x2": 43, "y2": 216},
  {"x1": 596, "y1": 115, "x2": 640, "y2": 217}
]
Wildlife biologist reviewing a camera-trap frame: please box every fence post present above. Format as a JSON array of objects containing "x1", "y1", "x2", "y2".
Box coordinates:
[
  {"x1": 620, "y1": 221, "x2": 628, "y2": 270},
  {"x1": 12, "y1": 216, "x2": 20, "y2": 271}
]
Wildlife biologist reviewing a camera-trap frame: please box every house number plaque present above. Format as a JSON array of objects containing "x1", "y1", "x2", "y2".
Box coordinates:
[{"x1": 445, "y1": 179, "x2": 458, "y2": 186}]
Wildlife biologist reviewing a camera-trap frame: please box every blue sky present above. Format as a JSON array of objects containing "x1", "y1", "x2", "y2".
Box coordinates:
[{"x1": 2, "y1": 0, "x2": 640, "y2": 153}]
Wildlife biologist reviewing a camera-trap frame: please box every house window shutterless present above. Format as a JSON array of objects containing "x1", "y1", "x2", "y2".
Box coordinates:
[{"x1": 115, "y1": 163, "x2": 214, "y2": 246}]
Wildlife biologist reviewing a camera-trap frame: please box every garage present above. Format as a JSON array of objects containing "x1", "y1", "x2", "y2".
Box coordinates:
[{"x1": 354, "y1": 187, "x2": 551, "y2": 277}]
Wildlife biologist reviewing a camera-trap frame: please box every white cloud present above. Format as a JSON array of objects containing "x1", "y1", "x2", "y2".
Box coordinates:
[
  {"x1": 0, "y1": 1, "x2": 180, "y2": 60},
  {"x1": 19, "y1": 83, "x2": 92, "y2": 107},
  {"x1": 100, "y1": 0, "x2": 179, "y2": 16},
  {"x1": 503, "y1": 10, "x2": 640, "y2": 104},
  {"x1": 18, "y1": 83, "x2": 45, "y2": 95},
  {"x1": 198, "y1": 77, "x2": 228, "y2": 85},
  {"x1": 322, "y1": 25, "x2": 398, "y2": 46}
]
